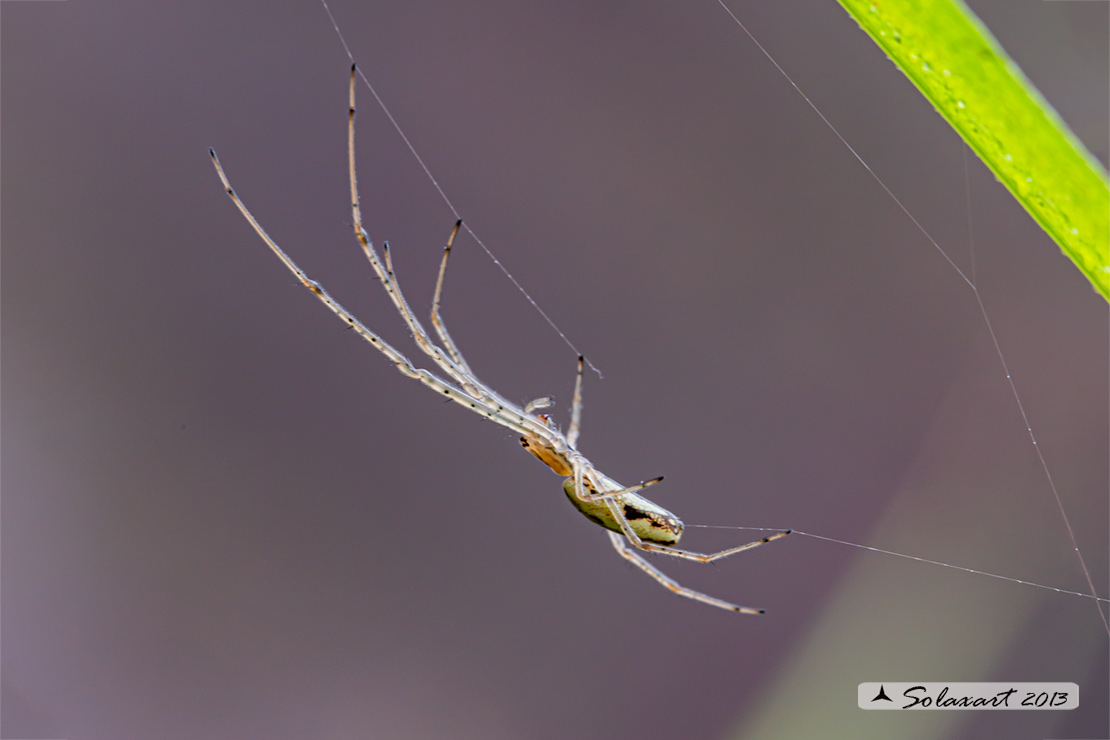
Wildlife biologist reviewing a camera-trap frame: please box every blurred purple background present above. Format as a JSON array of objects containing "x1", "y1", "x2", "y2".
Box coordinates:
[{"x1": 3, "y1": 2, "x2": 1107, "y2": 738}]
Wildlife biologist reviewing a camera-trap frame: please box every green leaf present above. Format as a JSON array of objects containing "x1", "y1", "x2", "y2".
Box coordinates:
[{"x1": 837, "y1": 0, "x2": 1110, "y2": 301}]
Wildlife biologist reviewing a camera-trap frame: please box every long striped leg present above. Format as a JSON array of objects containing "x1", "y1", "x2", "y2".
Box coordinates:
[
  {"x1": 346, "y1": 66, "x2": 527, "y2": 419},
  {"x1": 430, "y1": 219, "x2": 473, "y2": 375},
  {"x1": 210, "y1": 149, "x2": 538, "y2": 439},
  {"x1": 423, "y1": 218, "x2": 532, "y2": 416},
  {"x1": 346, "y1": 68, "x2": 479, "y2": 390},
  {"x1": 608, "y1": 532, "x2": 763, "y2": 614}
]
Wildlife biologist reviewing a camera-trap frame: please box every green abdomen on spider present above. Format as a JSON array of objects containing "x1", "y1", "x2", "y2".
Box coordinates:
[{"x1": 561, "y1": 475, "x2": 684, "y2": 546}]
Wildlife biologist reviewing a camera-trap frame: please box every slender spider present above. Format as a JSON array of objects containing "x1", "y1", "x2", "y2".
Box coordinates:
[{"x1": 210, "y1": 65, "x2": 791, "y2": 613}]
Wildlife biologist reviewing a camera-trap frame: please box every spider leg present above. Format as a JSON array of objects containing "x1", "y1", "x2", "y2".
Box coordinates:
[
  {"x1": 430, "y1": 219, "x2": 474, "y2": 375},
  {"x1": 576, "y1": 475, "x2": 664, "y2": 502},
  {"x1": 427, "y1": 220, "x2": 543, "y2": 422},
  {"x1": 211, "y1": 149, "x2": 540, "y2": 439},
  {"x1": 574, "y1": 457, "x2": 586, "y2": 501},
  {"x1": 347, "y1": 66, "x2": 510, "y2": 407},
  {"x1": 603, "y1": 497, "x2": 792, "y2": 562},
  {"x1": 345, "y1": 68, "x2": 557, "y2": 441},
  {"x1": 378, "y1": 234, "x2": 481, "y2": 393},
  {"x1": 565, "y1": 454, "x2": 662, "y2": 502},
  {"x1": 608, "y1": 532, "x2": 764, "y2": 614},
  {"x1": 567, "y1": 355, "x2": 584, "y2": 448}
]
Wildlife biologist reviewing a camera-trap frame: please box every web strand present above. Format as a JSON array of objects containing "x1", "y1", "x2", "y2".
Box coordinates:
[
  {"x1": 318, "y1": 0, "x2": 601, "y2": 377},
  {"x1": 688, "y1": 525, "x2": 1110, "y2": 604},
  {"x1": 713, "y1": 0, "x2": 1107, "y2": 631},
  {"x1": 961, "y1": 149, "x2": 1109, "y2": 629}
]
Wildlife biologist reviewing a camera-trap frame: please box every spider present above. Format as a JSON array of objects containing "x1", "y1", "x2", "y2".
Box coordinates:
[{"x1": 210, "y1": 65, "x2": 791, "y2": 614}]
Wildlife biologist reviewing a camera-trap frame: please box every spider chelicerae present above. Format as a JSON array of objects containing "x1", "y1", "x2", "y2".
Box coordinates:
[{"x1": 210, "y1": 65, "x2": 791, "y2": 613}]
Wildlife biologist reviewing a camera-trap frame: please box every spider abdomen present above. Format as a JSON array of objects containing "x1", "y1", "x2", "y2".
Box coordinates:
[{"x1": 561, "y1": 476, "x2": 683, "y2": 545}]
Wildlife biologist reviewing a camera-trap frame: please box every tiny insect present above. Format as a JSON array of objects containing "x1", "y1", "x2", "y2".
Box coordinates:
[{"x1": 210, "y1": 65, "x2": 791, "y2": 613}]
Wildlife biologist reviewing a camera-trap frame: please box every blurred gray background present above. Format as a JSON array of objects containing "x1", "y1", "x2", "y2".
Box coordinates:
[{"x1": 3, "y1": 2, "x2": 1107, "y2": 739}]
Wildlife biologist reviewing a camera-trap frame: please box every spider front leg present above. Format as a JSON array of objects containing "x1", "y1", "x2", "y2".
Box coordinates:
[
  {"x1": 347, "y1": 66, "x2": 510, "y2": 412},
  {"x1": 421, "y1": 217, "x2": 533, "y2": 418},
  {"x1": 210, "y1": 150, "x2": 541, "y2": 441},
  {"x1": 430, "y1": 219, "x2": 473, "y2": 375}
]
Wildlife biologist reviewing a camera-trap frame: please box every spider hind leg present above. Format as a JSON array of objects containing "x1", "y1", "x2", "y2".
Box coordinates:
[{"x1": 607, "y1": 532, "x2": 765, "y2": 614}]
